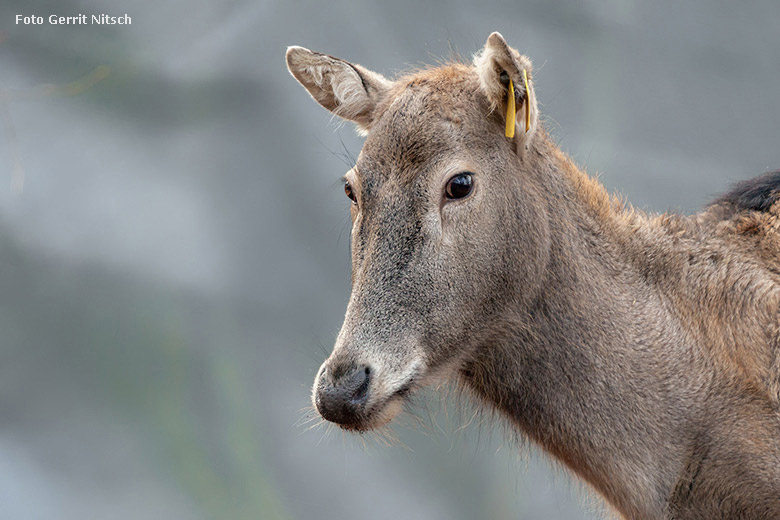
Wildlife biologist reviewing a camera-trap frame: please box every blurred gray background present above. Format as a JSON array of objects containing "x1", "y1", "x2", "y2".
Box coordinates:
[{"x1": 1, "y1": 0, "x2": 778, "y2": 518}]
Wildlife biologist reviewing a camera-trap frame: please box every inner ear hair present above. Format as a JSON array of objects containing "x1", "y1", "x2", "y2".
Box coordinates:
[{"x1": 286, "y1": 46, "x2": 391, "y2": 133}]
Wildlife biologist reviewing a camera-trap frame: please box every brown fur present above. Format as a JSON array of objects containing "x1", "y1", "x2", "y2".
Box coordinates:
[{"x1": 286, "y1": 33, "x2": 780, "y2": 519}]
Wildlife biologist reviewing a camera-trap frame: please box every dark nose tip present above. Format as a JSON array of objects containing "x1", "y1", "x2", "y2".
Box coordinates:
[{"x1": 315, "y1": 364, "x2": 371, "y2": 425}]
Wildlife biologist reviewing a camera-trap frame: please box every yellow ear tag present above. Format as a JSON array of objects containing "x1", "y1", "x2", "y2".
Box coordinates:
[
  {"x1": 505, "y1": 78, "x2": 516, "y2": 138},
  {"x1": 523, "y1": 69, "x2": 530, "y2": 133}
]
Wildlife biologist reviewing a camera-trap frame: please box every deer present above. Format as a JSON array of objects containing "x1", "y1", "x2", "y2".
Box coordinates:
[{"x1": 285, "y1": 32, "x2": 780, "y2": 519}]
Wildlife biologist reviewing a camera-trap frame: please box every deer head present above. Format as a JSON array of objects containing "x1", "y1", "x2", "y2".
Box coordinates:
[{"x1": 287, "y1": 33, "x2": 549, "y2": 431}]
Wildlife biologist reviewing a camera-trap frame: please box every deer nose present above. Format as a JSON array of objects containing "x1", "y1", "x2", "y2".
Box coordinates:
[{"x1": 315, "y1": 364, "x2": 371, "y2": 425}]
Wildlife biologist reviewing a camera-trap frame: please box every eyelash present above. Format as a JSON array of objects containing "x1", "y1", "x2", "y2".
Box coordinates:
[{"x1": 344, "y1": 180, "x2": 357, "y2": 204}]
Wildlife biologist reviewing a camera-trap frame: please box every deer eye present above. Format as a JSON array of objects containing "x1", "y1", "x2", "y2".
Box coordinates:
[
  {"x1": 344, "y1": 181, "x2": 357, "y2": 204},
  {"x1": 445, "y1": 173, "x2": 474, "y2": 200}
]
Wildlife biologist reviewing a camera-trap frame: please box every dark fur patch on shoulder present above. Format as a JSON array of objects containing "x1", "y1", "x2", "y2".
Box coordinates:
[{"x1": 711, "y1": 170, "x2": 780, "y2": 212}]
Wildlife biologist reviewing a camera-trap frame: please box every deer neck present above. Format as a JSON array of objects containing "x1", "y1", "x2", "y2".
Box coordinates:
[{"x1": 461, "y1": 139, "x2": 692, "y2": 519}]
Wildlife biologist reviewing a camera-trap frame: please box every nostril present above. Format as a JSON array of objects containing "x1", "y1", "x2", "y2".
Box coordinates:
[{"x1": 351, "y1": 366, "x2": 371, "y2": 403}]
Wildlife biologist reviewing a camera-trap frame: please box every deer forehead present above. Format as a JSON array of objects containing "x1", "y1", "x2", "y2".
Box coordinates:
[{"x1": 357, "y1": 66, "x2": 488, "y2": 187}]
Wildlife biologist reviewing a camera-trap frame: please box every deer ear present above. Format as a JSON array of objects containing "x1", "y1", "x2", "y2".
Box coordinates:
[
  {"x1": 286, "y1": 46, "x2": 391, "y2": 134},
  {"x1": 474, "y1": 32, "x2": 538, "y2": 149}
]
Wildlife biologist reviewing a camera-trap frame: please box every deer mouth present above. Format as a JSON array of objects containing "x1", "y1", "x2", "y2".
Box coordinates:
[
  {"x1": 335, "y1": 376, "x2": 418, "y2": 432},
  {"x1": 392, "y1": 380, "x2": 414, "y2": 399},
  {"x1": 313, "y1": 354, "x2": 424, "y2": 432}
]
